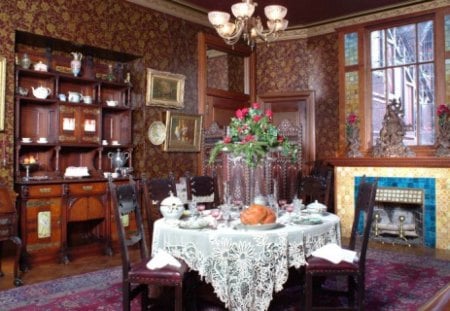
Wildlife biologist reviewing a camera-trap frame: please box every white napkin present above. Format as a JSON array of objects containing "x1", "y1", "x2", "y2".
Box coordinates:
[
  {"x1": 146, "y1": 250, "x2": 181, "y2": 270},
  {"x1": 311, "y1": 243, "x2": 357, "y2": 264}
]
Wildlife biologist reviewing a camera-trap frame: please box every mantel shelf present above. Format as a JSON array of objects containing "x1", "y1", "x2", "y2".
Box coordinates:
[{"x1": 325, "y1": 157, "x2": 450, "y2": 168}]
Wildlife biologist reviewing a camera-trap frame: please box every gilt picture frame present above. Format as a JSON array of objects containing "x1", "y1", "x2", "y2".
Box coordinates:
[
  {"x1": 164, "y1": 111, "x2": 203, "y2": 152},
  {"x1": 146, "y1": 68, "x2": 185, "y2": 109},
  {"x1": 0, "y1": 56, "x2": 6, "y2": 131}
]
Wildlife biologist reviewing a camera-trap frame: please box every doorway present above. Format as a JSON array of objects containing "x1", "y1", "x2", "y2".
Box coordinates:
[{"x1": 259, "y1": 91, "x2": 316, "y2": 174}]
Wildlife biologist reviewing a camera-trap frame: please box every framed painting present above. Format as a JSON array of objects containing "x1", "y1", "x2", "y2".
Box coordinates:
[
  {"x1": 146, "y1": 68, "x2": 185, "y2": 109},
  {"x1": 164, "y1": 111, "x2": 203, "y2": 152},
  {"x1": 0, "y1": 56, "x2": 5, "y2": 131}
]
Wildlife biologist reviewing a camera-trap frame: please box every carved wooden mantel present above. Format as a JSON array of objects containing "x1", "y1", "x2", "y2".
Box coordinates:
[{"x1": 326, "y1": 157, "x2": 450, "y2": 168}]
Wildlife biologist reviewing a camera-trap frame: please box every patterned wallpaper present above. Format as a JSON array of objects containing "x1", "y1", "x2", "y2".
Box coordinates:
[
  {"x1": 0, "y1": 0, "x2": 340, "y2": 188},
  {"x1": 257, "y1": 33, "x2": 339, "y2": 159},
  {"x1": 0, "y1": 0, "x2": 207, "y2": 186}
]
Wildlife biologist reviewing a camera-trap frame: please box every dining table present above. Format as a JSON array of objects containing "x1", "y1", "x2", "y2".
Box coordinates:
[{"x1": 151, "y1": 209, "x2": 341, "y2": 311}]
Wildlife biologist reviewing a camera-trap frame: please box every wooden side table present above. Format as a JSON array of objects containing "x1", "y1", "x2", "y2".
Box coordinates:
[{"x1": 0, "y1": 182, "x2": 23, "y2": 286}]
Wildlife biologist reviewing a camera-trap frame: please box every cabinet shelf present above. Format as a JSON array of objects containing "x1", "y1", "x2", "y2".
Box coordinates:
[{"x1": 14, "y1": 34, "x2": 136, "y2": 264}]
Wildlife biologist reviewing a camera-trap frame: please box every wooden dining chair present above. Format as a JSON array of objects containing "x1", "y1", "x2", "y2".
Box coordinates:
[
  {"x1": 185, "y1": 171, "x2": 220, "y2": 209},
  {"x1": 141, "y1": 173, "x2": 177, "y2": 239},
  {"x1": 298, "y1": 171, "x2": 332, "y2": 208},
  {"x1": 304, "y1": 176, "x2": 378, "y2": 310},
  {"x1": 0, "y1": 182, "x2": 23, "y2": 286},
  {"x1": 109, "y1": 177, "x2": 187, "y2": 311}
]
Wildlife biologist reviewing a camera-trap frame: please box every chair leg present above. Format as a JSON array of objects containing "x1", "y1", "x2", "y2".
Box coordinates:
[
  {"x1": 11, "y1": 236, "x2": 23, "y2": 286},
  {"x1": 0, "y1": 241, "x2": 4, "y2": 277},
  {"x1": 357, "y1": 275, "x2": 365, "y2": 311},
  {"x1": 123, "y1": 282, "x2": 131, "y2": 311},
  {"x1": 305, "y1": 272, "x2": 313, "y2": 310},
  {"x1": 175, "y1": 285, "x2": 183, "y2": 311},
  {"x1": 140, "y1": 284, "x2": 149, "y2": 310}
]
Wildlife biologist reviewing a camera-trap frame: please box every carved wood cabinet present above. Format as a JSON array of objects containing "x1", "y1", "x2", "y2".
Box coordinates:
[{"x1": 13, "y1": 31, "x2": 139, "y2": 264}]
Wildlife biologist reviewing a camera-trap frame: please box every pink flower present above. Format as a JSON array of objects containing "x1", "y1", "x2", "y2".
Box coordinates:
[
  {"x1": 347, "y1": 113, "x2": 358, "y2": 124},
  {"x1": 251, "y1": 102, "x2": 260, "y2": 109},
  {"x1": 437, "y1": 104, "x2": 450, "y2": 117},
  {"x1": 265, "y1": 109, "x2": 273, "y2": 119},
  {"x1": 235, "y1": 109, "x2": 244, "y2": 120},
  {"x1": 223, "y1": 136, "x2": 232, "y2": 143},
  {"x1": 277, "y1": 135, "x2": 284, "y2": 143},
  {"x1": 244, "y1": 135, "x2": 255, "y2": 142},
  {"x1": 241, "y1": 108, "x2": 249, "y2": 116},
  {"x1": 253, "y1": 115, "x2": 261, "y2": 122}
]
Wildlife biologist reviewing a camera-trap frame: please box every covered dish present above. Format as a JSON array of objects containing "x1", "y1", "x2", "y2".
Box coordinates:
[{"x1": 160, "y1": 191, "x2": 184, "y2": 221}]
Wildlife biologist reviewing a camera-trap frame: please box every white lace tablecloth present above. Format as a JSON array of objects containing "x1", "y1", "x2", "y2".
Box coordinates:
[{"x1": 152, "y1": 213, "x2": 341, "y2": 311}]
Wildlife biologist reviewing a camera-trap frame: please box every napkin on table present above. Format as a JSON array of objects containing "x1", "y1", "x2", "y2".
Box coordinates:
[
  {"x1": 147, "y1": 249, "x2": 181, "y2": 270},
  {"x1": 310, "y1": 243, "x2": 357, "y2": 264}
]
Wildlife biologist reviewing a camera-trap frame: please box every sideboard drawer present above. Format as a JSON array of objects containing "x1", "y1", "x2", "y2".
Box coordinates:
[
  {"x1": 68, "y1": 183, "x2": 106, "y2": 195},
  {"x1": 0, "y1": 212, "x2": 15, "y2": 226},
  {"x1": 27, "y1": 185, "x2": 63, "y2": 198},
  {"x1": 0, "y1": 212, "x2": 15, "y2": 239}
]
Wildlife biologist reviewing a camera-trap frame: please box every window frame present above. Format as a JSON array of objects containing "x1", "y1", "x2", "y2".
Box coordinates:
[{"x1": 338, "y1": 7, "x2": 449, "y2": 157}]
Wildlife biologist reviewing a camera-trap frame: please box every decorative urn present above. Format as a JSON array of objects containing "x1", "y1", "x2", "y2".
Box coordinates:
[
  {"x1": 160, "y1": 192, "x2": 184, "y2": 221},
  {"x1": 107, "y1": 148, "x2": 130, "y2": 170}
]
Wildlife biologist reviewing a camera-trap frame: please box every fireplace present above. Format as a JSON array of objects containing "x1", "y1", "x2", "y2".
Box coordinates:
[
  {"x1": 355, "y1": 176, "x2": 435, "y2": 247},
  {"x1": 372, "y1": 187, "x2": 424, "y2": 246}
]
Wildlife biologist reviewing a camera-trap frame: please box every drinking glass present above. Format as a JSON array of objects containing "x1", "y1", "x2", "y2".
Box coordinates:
[
  {"x1": 286, "y1": 204, "x2": 294, "y2": 225},
  {"x1": 188, "y1": 200, "x2": 197, "y2": 218},
  {"x1": 197, "y1": 204, "x2": 206, "y2": 217},
  {"x1": 220, "y1": 204, "x2": 231, "y2": 227}
]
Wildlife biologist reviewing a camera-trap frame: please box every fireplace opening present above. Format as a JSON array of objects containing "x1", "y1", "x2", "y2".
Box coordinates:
[{"x1": 371, "y1": 187, "x2": 424, "y2": 247}]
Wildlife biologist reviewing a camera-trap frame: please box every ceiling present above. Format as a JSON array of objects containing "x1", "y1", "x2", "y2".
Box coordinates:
[{"x1": 168, "y1": 0, "x2": 430, "y2": 29}]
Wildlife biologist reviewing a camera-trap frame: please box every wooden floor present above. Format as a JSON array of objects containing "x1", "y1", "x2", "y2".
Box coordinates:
[{"x1": 0, "y1": 241, "x2": 449, "y2": 309}]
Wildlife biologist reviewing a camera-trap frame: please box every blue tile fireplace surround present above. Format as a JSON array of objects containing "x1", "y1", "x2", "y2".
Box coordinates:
[{"x1": 355, "y1": 176, "x2": 436, "y2": 247}]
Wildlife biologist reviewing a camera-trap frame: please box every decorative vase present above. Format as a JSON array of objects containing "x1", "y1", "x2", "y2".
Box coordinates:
[
  {"x1": 20, "y1": 53, "x2": 31, "y2": 69},
  {"x1": 70, "y1": 52, "x2": 83, "y2": 77},
  {"x1": 346, "y1": 126, "x2": 363, "y2": 158},
  {"x1": 436, "y1": 123, "x2": 450, "y2": 157},
  {"x1": 226, "y1": 153, "x2": 272, "y2": 205}
]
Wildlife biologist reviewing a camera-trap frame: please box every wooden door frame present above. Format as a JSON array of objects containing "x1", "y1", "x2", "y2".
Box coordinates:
[
  {"x1": 197, "y1": 32, "x2": 256, "y2": 174},
  {"x1": 258, "y1": 91, "x2": 316, "y2": 173}
]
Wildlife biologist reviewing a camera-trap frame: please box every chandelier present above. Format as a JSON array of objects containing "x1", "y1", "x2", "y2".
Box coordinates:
[{"x1": 207, "y1": 0, "x2": 288, "y2": 48}]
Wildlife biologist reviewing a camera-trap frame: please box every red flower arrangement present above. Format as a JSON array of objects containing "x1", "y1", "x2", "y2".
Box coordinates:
[
  {"x1": 209, "y1": 102, "x2": 297, "y2": 166},
  {"x1": 345, "y1": 112, "x2": 359, "y2": 137},
  {"x1": 437, "y1": 104, "x2": 450, "y2": 127}
]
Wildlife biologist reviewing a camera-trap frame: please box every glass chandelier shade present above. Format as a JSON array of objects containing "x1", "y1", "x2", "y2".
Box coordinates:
[{"x1": 207, "y1": 0, "x2": 288, "y2": 48}]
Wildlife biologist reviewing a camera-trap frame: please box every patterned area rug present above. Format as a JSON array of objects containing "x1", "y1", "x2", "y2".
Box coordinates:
[{"x1": 0, "y1": 248, "x2": 449, "y2": 310}]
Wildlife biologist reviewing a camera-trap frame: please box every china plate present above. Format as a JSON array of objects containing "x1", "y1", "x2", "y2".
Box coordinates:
[
  {"x1": 234, "y1": 223, "x2": 284, "y2": 231},
  {"x1": 178, "y1": 218, "x2": 209, "y2": 230},
  {"x1": 294, "y1": 217, "x2": 323, "y2": 225},
  {"x1": 148, "y1": 121, "x2": 166, "y2": 145}
]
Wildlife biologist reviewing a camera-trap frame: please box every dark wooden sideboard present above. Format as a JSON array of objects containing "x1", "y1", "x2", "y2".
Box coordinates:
[{"x1": 13, "y1": 32, "x2": 140, "y2": 265}]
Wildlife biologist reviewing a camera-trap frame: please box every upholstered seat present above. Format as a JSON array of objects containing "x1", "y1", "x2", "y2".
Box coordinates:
[{"x1": 128, "y1": 260, "x2": 187, "y2": 286}]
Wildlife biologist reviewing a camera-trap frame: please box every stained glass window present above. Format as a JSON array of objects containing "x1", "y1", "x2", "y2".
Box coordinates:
[
  {"x1": 445, "y1": 15, "x2": 450, "y2": 51},
  {"x1": 345, "y1": 72, "x2": 359, "y2": 113},
  {"x1": 344, "y1": 32, "x2": 358, "y2": 66}
]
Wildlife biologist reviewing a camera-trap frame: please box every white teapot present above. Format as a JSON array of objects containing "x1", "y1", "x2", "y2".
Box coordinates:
[{"x1": 32, "y1": 86, "x2": 52, "y2": 99}]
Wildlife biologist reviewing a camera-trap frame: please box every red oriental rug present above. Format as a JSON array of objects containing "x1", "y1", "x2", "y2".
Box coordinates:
[{"x1": 0, "y1": 248, "x2": 449, "y2": 310}]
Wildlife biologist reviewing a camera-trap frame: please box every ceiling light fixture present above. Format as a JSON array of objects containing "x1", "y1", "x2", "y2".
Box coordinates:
[{"x1": 207, "y1": 0, "x2": 288, "y2": 48}]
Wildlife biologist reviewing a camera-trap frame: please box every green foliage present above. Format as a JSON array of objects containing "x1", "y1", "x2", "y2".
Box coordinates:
[{"x1": 208, "y1": 103, "x2": 298, "y2": 167}]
